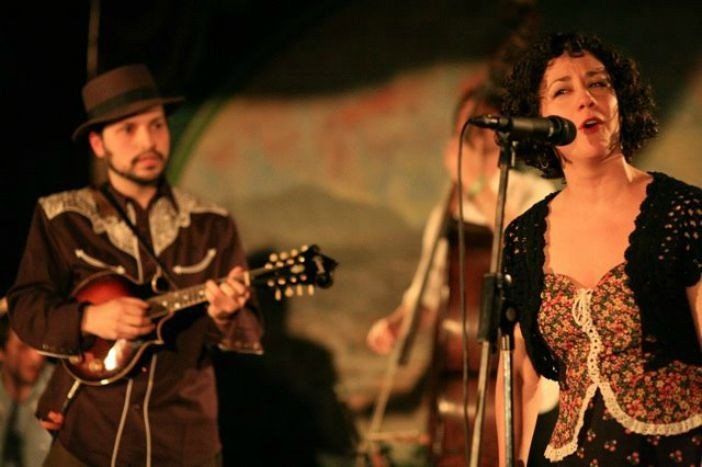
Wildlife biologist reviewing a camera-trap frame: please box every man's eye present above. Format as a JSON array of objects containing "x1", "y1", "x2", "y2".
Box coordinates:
[{"x1": 154, "y1": 121, "x2": 169, "y2": 132}]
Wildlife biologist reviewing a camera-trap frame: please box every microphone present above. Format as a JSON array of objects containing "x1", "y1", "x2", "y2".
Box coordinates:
[{"x1": 468, "y1": 115, "x2": 576, "y2": 146}]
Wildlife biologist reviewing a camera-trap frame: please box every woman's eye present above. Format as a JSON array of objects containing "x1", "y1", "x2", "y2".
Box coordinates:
[
  {"x1": 553, "y1": 88, "x2": 568, "y2": 98},
  {"x1": 590, "y1": 80, "x2": 610, "y2": 89}
]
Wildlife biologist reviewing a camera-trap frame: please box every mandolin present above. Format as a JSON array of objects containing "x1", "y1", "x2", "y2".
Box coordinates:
[{"x1": 64, "y1": 244, "x2": 337, "y2": 386}]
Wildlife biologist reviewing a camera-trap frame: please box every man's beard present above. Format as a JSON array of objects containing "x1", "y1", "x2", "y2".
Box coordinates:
[{"x1": 105, "y1": 149, "x2": 167, "y2": 186}]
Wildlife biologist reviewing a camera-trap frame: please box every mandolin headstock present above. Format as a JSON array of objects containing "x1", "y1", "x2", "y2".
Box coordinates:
[{"x1": 251, "y1": 244, "x2": 338, "y2": 300}]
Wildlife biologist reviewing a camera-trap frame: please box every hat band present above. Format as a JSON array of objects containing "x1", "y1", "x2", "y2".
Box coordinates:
[{"x1": 86, "y1": 86, "x2": 162, "y2": 120}]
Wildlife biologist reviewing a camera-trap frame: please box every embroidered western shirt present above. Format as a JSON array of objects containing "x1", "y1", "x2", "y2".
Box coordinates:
[{"x1": 8, "y1": 182, "x2": 263, "y2": 466}]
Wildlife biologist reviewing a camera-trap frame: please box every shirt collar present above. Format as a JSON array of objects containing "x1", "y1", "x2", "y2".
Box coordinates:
[{"x1": 100, "y1": 178, "x2": 179, "y2": 214}]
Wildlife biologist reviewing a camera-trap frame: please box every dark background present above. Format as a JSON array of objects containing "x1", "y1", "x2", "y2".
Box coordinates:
[
  {"x1": 2, "y1": 2, "x2": 700, "y2": 464},
  {"x1": 3, "y1": 1, "x2": 701, "y2": 294}
]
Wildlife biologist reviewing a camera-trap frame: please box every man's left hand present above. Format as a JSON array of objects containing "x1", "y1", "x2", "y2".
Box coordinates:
[{"x1": 205, "y1": 266, "x2": 250, "y2": 322}]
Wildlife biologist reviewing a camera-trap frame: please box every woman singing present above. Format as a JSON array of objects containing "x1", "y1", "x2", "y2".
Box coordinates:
[{"x1": 496, "y1": 32, "x2": 701, "y2": 466}]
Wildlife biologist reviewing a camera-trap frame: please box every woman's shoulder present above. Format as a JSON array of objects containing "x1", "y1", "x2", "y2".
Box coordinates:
[
  {"x1": 633, "y1": 172, "x2": 701, "y2": 260},
  {"x1": 649, "y1": 171, "x2": 702, "y2": 199},
  {"x1": 506, "y1": 189, "x2": 558, "y2": 234},
  {"x1": 646, "y1": 172, "x2": 702, "y2": 220}
]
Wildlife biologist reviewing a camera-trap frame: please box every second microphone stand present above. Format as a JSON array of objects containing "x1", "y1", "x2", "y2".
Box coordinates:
[{"x1": 468, "y1": 131, "x2": 519, "y2": 467}]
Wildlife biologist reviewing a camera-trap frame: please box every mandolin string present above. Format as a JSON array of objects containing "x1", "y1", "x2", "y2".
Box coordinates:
[{"x1": 144, "y1": 260, "x2": 306, "y2": 315}]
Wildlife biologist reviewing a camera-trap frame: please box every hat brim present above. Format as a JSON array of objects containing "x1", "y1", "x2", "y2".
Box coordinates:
[{"x1": 72, "y1": 96, "x2": 184, "y2": 141}]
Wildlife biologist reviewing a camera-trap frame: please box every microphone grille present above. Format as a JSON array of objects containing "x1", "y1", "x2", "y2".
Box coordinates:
[{"x1": 549, "y1": 116, "x2": 577, "y2": 146}]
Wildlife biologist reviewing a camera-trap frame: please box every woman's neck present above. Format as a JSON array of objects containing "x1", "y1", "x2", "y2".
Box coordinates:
[{"x1": 560, "y1": 154, "x2": 646, "y2": 206}]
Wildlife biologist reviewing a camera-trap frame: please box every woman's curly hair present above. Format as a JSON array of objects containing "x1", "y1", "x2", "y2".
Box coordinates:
[{"x1": 502, "y1": 32, "x2": 658, "y2": 178}]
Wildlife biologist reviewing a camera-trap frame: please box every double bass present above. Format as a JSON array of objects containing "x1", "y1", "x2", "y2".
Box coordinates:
[
  {"x1": 362, "y1": 185, "x2": 498, "y2": 466},
  {"x1": 364, "y1": 181, "x2": 498, "y2": 467},
  {"x1": 426, "y1": 190, "x2": 497, "y2": 466}
]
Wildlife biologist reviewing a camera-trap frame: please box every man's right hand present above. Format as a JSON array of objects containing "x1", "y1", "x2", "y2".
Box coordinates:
[
  {"x1": 40, "y1": 411, "x2": 64, "y2": 432},
  {"x1": 366, "y1": 310, "x2": 404, "y2": 355},
  {"x1": 81, "y1": 297, "x2": 154, "y2": 340}
]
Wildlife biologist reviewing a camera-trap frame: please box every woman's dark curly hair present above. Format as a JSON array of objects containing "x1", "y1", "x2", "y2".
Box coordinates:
[{"x1": 502, "y1": 32, "x2": 658, "y2": 178}]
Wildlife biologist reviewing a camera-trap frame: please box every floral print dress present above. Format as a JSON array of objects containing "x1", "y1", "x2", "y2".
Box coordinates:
[{"x1": 537, "y1": 263, "x2": 702, "y2": 466}]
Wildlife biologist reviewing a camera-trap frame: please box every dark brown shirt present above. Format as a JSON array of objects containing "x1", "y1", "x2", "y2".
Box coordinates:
[{"x1": 8, "y1": 183, "x2": 263, "y2": 466}]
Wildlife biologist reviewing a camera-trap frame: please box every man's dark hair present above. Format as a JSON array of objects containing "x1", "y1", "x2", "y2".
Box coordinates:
[{"x1": 502, "y1": 32, "x2": 658, "y2": 178}]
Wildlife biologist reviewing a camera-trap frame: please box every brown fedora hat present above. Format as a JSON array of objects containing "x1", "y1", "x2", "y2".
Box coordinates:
[{"x1": 72, "y1": 64, "x2": 184, "y2": 141}]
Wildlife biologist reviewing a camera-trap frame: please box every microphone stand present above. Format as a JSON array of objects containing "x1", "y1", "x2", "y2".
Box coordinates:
[{"x1": 468, "y1": 131, "x2": 518, "y2": 467}]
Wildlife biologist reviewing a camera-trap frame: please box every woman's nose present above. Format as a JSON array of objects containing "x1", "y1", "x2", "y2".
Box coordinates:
[{"x1": 577, "y1": 88, "x2": 596, "y2": 110}]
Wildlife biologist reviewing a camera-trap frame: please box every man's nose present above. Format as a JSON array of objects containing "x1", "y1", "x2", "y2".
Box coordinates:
[{"x1": 135, "y1": 126, "x2": 155, "y2": 149}]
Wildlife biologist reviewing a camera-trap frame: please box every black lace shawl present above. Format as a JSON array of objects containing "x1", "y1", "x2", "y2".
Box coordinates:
[{"x1": 503, "y1": 172, "x2": 702, "y2": 381}]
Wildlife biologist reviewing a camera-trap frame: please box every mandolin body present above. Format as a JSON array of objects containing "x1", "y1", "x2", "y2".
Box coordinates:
[{"x1": 65, "y1": 273, "x2": 169, "y2": 386}]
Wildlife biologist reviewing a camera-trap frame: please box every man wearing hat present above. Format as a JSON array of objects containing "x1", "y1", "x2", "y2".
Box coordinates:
[{"x1": 7, "y1": 64, "x2": 263, "y2": 466}]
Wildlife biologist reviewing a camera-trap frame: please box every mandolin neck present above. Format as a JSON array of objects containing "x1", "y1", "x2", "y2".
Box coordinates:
[{"x1": 145, "y1": 268, "x2": 265, "y2": 317}]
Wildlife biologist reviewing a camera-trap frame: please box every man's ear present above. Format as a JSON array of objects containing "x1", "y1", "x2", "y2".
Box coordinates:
[{"x1": 88, "y1": 131, "x2": 106, "y2": 158}]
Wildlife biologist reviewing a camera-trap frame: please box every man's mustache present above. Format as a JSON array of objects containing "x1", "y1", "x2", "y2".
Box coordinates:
[{"x1": 131, "y1": 150, "x2": 166, "y2": 166}]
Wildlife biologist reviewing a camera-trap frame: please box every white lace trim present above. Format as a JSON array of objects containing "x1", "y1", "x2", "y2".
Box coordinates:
[
  {"x1": 544, "y1": 288, "x2": 702, "y2": 462},
  {"x1": 544, "y1": 383, "x2": 599, "y2": 461},
  {"x1": 545, "y1": 289, "x2": 599, "y2": 461},
  {"x1": 598, "y1": 382, "x2": 702, "y2": 436}
]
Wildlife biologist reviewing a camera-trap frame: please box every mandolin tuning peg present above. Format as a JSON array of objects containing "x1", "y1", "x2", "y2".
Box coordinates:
[
  {"x1": 284, "y1": 286, "x2": 294, "y2": 298},
  {"x1": 307, "y1": 285, "x2": 315, "y2": 296},
  {"x1": 276, "y1": 261, "x2": 284, "y2": 268},
  {"x1": 301, "y1": 245, "x2": 309, "y2": 252},
  {"x1": 267, "y1": 279, "x2": 275, "y2": 288},
  {"x1": 286, "y1": 258, "x2": 295, "y2": 266},
  {"x1": 280, "y1": 252, "x2": 289, "y2": 260},
  {"x1": 291, "y1": 249, "x2": 299, "y2": 257},
  {"x1": 290, "y1": 276, "x2": 298, "y2": 284},
  {"x1": 296, "y1": 284, "x2": 304, "y2": 296},
  {"x1": 274, "y1": 288, "x2": 282, "y2": 301},
  {"x1": 277, "y1": 277, "x2": 286, "y2": 286},
  {"x1": 269, "y1": 253, "x2": 279, "y2": 262}
]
